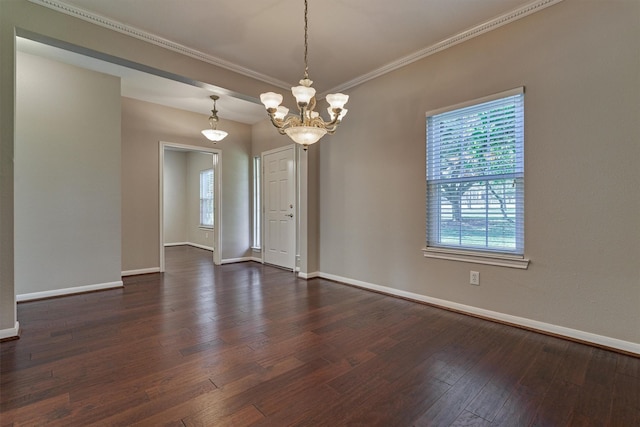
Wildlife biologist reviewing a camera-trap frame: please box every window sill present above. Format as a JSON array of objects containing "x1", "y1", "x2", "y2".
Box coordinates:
[
  {"x1": 199, "y1": 226, "x2": 214, "y2": 230},
  {"x1": 422, "y1": 247, "x2": 530, "y2": 269}
]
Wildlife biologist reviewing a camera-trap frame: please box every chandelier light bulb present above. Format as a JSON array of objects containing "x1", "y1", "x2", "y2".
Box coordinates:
[
  {"x1": 274, "y1": 106, "x2": 289, "y2": 120},
  {"x1": 326, "y1": 93, "x2": 349, "y2": 110},
  {"x1": 328, "y1": 107, "x2": 348, "y2": 121}
]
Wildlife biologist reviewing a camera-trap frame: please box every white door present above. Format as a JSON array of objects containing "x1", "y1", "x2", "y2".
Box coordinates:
[{"x1": 263, "y1": 146, "x2": 295, "y2": 269}]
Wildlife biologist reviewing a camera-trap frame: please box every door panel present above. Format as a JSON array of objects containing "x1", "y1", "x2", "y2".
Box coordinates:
[{"x1": 263, "y1": 147, "x2": 295, "y2": 269}]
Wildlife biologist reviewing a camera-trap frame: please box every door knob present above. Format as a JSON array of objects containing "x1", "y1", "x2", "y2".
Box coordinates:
[{"x1": 285, "y1": 213, "x2": 294, "y2": 218}]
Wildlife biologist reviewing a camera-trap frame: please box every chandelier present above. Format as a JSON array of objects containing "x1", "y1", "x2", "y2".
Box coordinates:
[
  {"x1": 260, "y1": 0, "x2": 349, "y2": 150},
  {"x1": 201, "y1": 95, "x2": 228, "y2": 142}
]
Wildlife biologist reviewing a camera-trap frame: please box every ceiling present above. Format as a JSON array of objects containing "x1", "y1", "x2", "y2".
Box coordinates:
[{"x1": 22, "y1": 0, "x2": 559, "y2": 124}]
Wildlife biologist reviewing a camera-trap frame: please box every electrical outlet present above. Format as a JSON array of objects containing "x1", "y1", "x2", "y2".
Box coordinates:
[{"x1": 470, "y1": 271, "x2": 480, "y2": 285}]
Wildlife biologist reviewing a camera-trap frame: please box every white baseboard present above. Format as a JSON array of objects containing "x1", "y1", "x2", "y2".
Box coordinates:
[
  {"x1": 250, "y1": 256, "x2": 262, "y2": 263},
  {"x1": 165, "y1": 242, "x2": 214, "y2": 251},
  {"x1": 122, "y1": 267, "x2": 160, "y2": 276},
  {"x1": 298, "y1": 271, "x2": 320, "y2": 279},
  {"x1": 188, "y1": 243, "x2": 214, "y2": 251},
  {"x1": 221, "y1": 257, "x2": 253, "y2": 264},
  {"x1": 0, "y1": 322, "x2": 20, "y2": 340},
  {"x1": 318, "y1": 272, "x2": 640, "y2": 356},
  {"x1": 17, "y1": 281, "x2": 124, "y2": 302}
]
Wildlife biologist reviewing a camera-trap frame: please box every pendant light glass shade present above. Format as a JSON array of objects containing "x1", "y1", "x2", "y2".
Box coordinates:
[
  {"x1": 326, "y1": 93, "x2": 349, "y2": 110},
  {"x1": 201, "y1": 128, "x2": 228, "y2": 142},
  {"x1": 260, "y1": 92, "x2": 283, "y2": 109},
  {"x1": 292, "y1": 85, "x2": 316, "y2": 104},
  {"x1": 284, "y1": 126, "x2": 327, "y2": 146}
]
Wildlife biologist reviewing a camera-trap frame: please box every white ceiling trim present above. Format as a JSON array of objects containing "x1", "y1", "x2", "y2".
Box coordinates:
[
  {"x1": 322, "y1": 0, "x2": 564, "y2": 96},
  {"x1": 29, "y1": 0, "x2": 563, "y2": 98},
  {"x1": 28, "y1": 0, "x2": 292, "y2": 90}
]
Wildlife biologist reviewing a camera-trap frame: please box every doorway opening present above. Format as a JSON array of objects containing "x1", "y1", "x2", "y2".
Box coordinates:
[{"x1": 159, "y1": 142, "x2": 222, "y2": 271}]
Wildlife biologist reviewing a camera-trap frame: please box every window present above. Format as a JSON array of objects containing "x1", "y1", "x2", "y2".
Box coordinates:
[
  {"x1": 252, "y1": 156, "x2": 261, "y2": 248},
  {"x1": 426, "y1": 88, "x2": 524, "y2": 257},
  {"x1": 199, "y1": 168, "x2": 214, "y2": 228}
]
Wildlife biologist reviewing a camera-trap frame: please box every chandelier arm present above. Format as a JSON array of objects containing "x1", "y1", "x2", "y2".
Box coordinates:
[
  {"x1": 324, "y1": 111, "x2": 342, "y2": 128},
  {"x1": 267, "y1": 111, "x2": 303, "y2": 129},
  {"x1": 306, "y1": 110, "x2": 341, "y2": 129},
  {"x1": 266, "y1": 111, "x2": 286, "y2": 130},
  {"x1": 283, "y1": 115, "x2": 303, "y2": 128},
  {"x1": 307, "y1": 116, "x2": 339, "y2": 130},
  {"x1": 299, "y1": 96, "x2": 316, "y2": 125}
]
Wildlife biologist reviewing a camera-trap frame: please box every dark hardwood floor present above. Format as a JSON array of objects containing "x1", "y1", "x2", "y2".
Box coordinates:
[{"x1": 1, "y1": 246, "x2": 638, "y2": 426}]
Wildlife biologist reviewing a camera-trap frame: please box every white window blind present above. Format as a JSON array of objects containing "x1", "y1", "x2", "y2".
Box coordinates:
[
  {"x1": 426, "y1": 88, "x2": 524, "y2": 255},
  {"x1": 200, "y1": 169, "x2": 214, "y2": 228}
]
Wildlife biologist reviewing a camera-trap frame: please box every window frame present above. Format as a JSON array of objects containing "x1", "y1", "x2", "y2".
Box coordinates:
[
  {"x1": 199, "y1": 168, "x2": 214, "y2": 229},
  {"x1": 423, "y1": 87, "x2": 529, "y2": 269},
  {"x1": 252, "y1": 156, "x2": 262, "y2": 249}
]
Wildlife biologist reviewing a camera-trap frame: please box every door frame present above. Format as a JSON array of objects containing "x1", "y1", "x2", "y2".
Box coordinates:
[
  {"x1": 159, "y1": 141, "x2": 222, "y2": 271},
  {"x1": 261, "y1": 145, "x2": 298, "y2": 270}
]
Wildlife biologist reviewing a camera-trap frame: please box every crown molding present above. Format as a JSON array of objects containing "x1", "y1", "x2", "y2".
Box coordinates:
[
  {"x1": 29, "y1": 0, "x2": 563, "y2": 96},
  {"x1": 321, "y1": 0, "x2": 564, "y2": 97},
  {"x1": 27, "y1": 0, "x2": 292, "y2": 90}
]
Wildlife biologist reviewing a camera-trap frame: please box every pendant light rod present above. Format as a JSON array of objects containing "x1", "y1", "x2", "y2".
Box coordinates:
[
  {"x1": 202, "y1": 95, "x2": 228, "y2": 142},
  {"x1": 303, "y1": 0, "x2": 309, "y2": 81}
]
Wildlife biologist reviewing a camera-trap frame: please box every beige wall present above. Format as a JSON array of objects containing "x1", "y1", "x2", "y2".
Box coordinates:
[
  {"x1": 122, "y1": 97, "x2": 252, "y2": 271},
  {"x1": 163, "y1": 150, "x2": 188, "y2": 244},
  {"x1": 251, "y1": 120, "x2": 293, "y2": 157},
  {"x1": 0, "y1": 0, "x2": 19, "y2": 333},
  {"x1": 15, "y1": 52, "x2": 122, "y2": 296},
  {"x1": 318, "y1": 0, "x2": 640, "y2": 344}
]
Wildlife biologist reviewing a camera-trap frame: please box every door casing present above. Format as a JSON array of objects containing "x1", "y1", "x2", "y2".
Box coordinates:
[
  {"x1": 159, "y1": 141, "x2": 222, "y2": 271},
  {"x1": 261, "y1": 145, "x2": 296, "y2": 270}
]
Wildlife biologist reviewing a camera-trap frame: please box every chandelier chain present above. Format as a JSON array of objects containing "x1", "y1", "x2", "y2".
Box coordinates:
[{"x1": 303, "y1": 0, "x2": 309, "y2": 80}]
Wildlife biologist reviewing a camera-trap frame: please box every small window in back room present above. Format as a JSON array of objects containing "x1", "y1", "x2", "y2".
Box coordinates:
[{"x1": 199, "y1": 168, "x2": 214, "y2": 228}]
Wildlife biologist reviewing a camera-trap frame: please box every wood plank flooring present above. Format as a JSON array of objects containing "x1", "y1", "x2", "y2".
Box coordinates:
[{"x1": 1, "y1": 245, "x2": 638, "y2": 426}]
